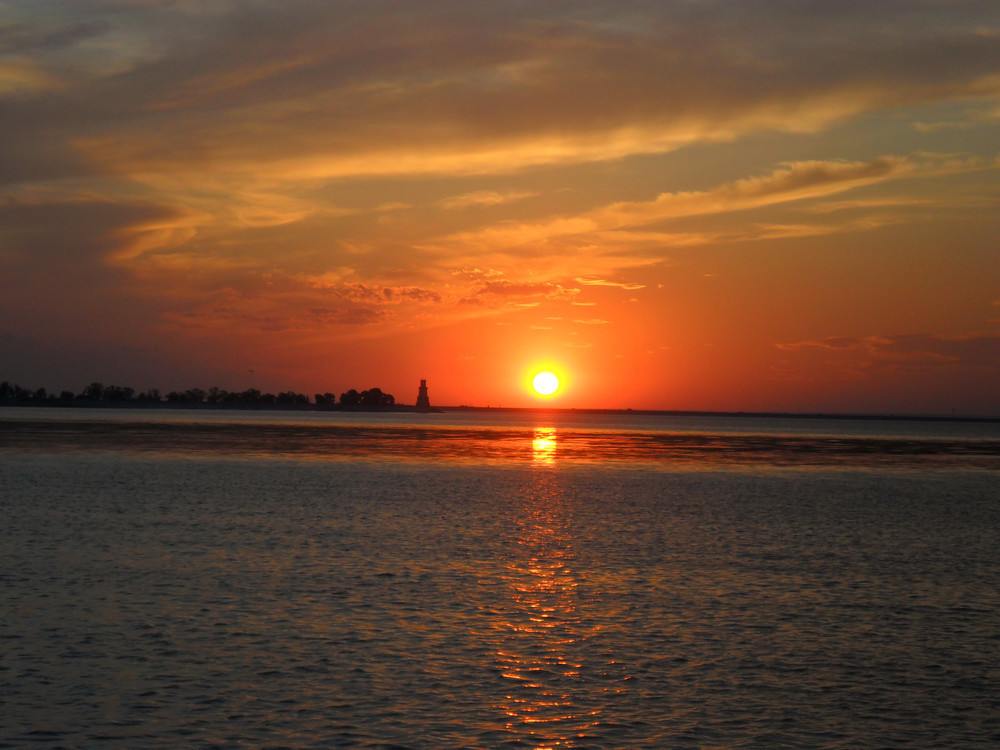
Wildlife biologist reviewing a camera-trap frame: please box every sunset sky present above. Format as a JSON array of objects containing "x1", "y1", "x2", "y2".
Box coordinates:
[{"x1": 2, "y1": 1, "x2": 999, "y2": 414}]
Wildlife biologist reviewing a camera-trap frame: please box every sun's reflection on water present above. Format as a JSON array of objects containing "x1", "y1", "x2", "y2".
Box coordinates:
[
  {"x1": 532, "y1": 427, "x2": 557, "y2": 466},
  {"x1": 490, "y1": 467, "x2": 601, "y2": 747}
]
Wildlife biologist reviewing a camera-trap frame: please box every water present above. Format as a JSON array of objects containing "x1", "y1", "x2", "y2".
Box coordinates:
[{"x1": 2, "y1": 409, "x2": 999, "y2": 748}]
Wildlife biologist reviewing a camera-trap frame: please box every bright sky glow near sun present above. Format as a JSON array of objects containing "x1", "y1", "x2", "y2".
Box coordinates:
[{"x1": 1, "y1": 1, "x2": 999, "y2": 414}]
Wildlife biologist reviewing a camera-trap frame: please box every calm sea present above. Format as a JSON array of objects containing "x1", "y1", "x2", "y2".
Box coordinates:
[{"x1": 2, "y1": 408, "x2": 999, "y2": 748}]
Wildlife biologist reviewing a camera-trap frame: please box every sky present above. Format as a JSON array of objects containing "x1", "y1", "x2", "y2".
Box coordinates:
[{"x1": 1, "y1": 1, "x2": 999, "y2": 414}]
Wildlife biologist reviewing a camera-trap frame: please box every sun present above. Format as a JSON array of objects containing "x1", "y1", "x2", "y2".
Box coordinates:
[{"x1": 532, "y1": 371, "x2": 560, "y2": 396}]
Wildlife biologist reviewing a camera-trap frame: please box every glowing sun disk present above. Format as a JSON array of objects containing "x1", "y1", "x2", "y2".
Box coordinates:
[{"x1": 533, "y1": 371, "x2": 560, "y2": 396}]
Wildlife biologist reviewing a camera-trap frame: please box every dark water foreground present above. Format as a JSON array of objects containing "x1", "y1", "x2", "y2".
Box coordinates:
[{"x1": 1, "y1": 413, "x2": 999, "y2": 747}]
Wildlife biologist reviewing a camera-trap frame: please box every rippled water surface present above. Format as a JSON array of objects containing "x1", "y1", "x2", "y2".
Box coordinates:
[{"x1": 2, "y1": 409, "x2": 999, "y2": 747}]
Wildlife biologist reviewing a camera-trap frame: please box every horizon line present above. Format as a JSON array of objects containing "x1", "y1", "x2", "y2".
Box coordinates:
[{"x1": 2, "y1": 399, "x2": 997, "y2": 423}]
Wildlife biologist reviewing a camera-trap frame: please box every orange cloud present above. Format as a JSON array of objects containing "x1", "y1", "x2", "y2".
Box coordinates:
[
  {"x1": 440, "y1": 157, "x2": 916, "y2": 252},
  {"x1": 576, "y1": 277, "x2": 646, "y2": 290},
  {"x1": 437, "y1": 190, "x2": 537, "y2": 210},
  {"x1": 473, "y1": 280, "x2": 579, "y2": 300}
]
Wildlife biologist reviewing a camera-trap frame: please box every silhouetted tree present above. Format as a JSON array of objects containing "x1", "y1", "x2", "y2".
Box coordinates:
[
  {"x1": 79, "y1": 382, "x2": 104, "y2": 400},
  {"x1": 0, "y1": 376, "x2": 399, "y2": 411},
  {"x1": 105, "y1": 385, "x2": 135, "y2": 401},
  {"x1": 240, "y1": 388, "x2": 262, "y2": 403},
  {"x1": 357, "y1": 387, "x2": 395, "y2": 407},
  {"x1": 315, "y1": 392, "x2": 339, "y2": 407},
  {"x1": 360, "y1": 388, "x2": 383, "y2": 407}
]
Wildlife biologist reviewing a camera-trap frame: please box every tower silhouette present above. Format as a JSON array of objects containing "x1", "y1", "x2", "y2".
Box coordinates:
[{"x1": 416, "y1": 379, "x2": 430, "y2": 410}]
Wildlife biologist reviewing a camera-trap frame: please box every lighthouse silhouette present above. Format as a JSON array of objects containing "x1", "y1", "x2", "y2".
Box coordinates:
[{"x1": 416, "y1": 379, "x2": 430, "y2": 410}]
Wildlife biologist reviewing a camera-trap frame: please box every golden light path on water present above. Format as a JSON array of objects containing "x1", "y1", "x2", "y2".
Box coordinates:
[
  {"x1": 532, "y1": 427, "x2": 557, "y2": 466},
  {"x1": 488, "y1": 426, "x2": 608, "y2": 746}
]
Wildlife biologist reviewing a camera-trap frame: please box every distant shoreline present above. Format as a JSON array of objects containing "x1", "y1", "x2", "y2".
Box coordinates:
[
  {"x1": 444, "y1": 405, "x2": 1000, "y2": 424},
  {"x1": 1, "y1": 399, "x2": 997, "y2": 424}
]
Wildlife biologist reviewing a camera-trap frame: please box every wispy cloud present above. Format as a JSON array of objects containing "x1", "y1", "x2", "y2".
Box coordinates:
[
  {"x1": 7, "y1": 1, "x2": 999, "y2": 190},
  {"x1": 473, "y1": 280, "x2": 578, "y2": 300},
  {"x1": 778, "y1": 332, "x2": 1000, "y2": 370},
  {"x1": 335, "y1": 283, "x2": 442, "y2": 304},
  {"x1": 438, "y1": 190, "x2": 537, "y2": 210},
  {"x1": 443, "y1": 157, "x2": 917, "y2": 251},
  {"x1": 575, "y1": 277, "x2": 646, "y2": 290}
]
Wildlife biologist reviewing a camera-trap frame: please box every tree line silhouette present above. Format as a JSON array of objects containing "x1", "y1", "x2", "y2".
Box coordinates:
[{"x1": 0, "y1": 380, "x2": 396, "y2": 408}]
